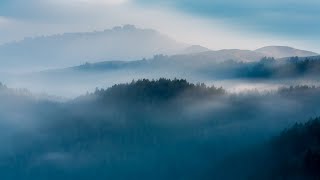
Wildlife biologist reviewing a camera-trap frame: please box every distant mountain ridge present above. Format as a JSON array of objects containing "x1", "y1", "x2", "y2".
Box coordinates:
[
  {"x1": 0, "y1": 25, "x2": 188, "y2": 72},
  {"x1": 255, "y1": 46, "x2": 318, "y2": 58},
  {"x1": 0, "y1": 24, "x2": 318, "y2": 72}
]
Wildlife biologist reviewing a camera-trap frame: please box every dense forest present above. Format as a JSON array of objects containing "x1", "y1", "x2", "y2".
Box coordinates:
[
  {"x1": 0, "y1": 79, "x2": 320, "y2": 179},
  {"x1": 91, "y1": 78, "x2": 225, "y2": 103}
]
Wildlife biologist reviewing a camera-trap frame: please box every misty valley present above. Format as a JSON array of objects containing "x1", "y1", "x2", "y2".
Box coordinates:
[{"x1": 0, "y1": 25, "x2": 320, "y2": 180}]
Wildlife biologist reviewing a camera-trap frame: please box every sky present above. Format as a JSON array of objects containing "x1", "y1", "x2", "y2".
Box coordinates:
[{"x1": 0, "y1": 0, "x2": 319, "y2": 52}]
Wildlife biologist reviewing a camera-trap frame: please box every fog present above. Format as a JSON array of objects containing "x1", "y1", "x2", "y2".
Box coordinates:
[
  {"x1": 0, "y1": 79, "x2": 320, "y2": 179},
  {"x1": 6, "y1": 71, "x2": 320, "y2": 98},
  {"x1": 2, "y1": 55, "x2": 320, "y2": 98},
  {"x1": 1, "y1": 42, "x2": 320, "y2": 179}
]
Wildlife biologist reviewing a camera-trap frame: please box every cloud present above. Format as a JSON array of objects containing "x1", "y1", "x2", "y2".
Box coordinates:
[
  {"x1": 134, "y1": 0, "x2": 320, "y2": 38},
  {"x1": 0, "y1": 0, "x2": 319, "y2": 52}
]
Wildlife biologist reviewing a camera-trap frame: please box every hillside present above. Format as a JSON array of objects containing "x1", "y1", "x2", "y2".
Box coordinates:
[{"x1": 255, "y1": 46, "x2": 318, "y2": 58}]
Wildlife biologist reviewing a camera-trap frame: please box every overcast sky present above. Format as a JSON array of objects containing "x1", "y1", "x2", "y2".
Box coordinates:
[{"x1": 0, "y1": 0, "x2": 319, "y2": 52}]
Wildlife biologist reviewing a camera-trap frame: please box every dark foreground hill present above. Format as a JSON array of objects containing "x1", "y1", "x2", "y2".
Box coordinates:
[
  {"x1": 269, "y1": 118, "x2": 320, "y2": 179},
  {"x1": 218, "y1": 117, "x2": 320, "y2": 180}
]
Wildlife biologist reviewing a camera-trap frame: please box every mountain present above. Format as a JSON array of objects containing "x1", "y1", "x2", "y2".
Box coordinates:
[
  {"x1": 255, "y1": 46, "x2": 318, "y2": 58},
  {"x1": 0, "y1": 25, "x2": 188, "y2": 72}
]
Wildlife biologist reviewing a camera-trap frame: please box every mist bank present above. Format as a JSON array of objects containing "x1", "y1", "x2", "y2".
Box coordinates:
[
  {"x1": 3, "y1": 55, "x2": 320, "y2": 97},
  {"x1": 0, "y1": 79, "x2": 320, "y2": 179}
]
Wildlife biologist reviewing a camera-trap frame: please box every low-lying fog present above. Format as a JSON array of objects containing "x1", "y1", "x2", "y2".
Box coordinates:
[
  {"x1": 3, "y1": 55, "x2": 320, "y2": 98},
  {"x1": 2, "y1": 70, "x2": 320, "y2": 98}
]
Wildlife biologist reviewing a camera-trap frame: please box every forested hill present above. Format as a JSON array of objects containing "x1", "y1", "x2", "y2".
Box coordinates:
[
  {"x1": 78, "y1": 78, "x2": 225, "y2": 104},
  {"x1": 257, "y1": 117, "x2": 320, "y2": 179},
  {"x1": 218, "y1": 117, "x2": 320, "y2": 180},
  {"x1": 268, "y1": 117, "x2": 320, "y2": 179}
]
